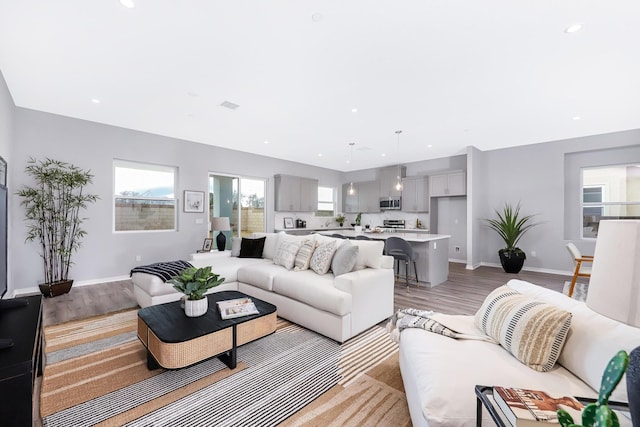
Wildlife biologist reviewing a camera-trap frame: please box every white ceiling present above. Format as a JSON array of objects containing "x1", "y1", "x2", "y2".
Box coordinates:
[{"x1": 1, "y1": 1, "x2": 639, "y2": 172}]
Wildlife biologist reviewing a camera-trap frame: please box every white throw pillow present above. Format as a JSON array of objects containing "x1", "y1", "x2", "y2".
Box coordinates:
[
  {"x1": 310, "y1": 240, "x2": 338, "y2": 275},
  {"x1": 251, "y1": 232, "x2": 281, "y2": 260},
  {"x1": 331, "y1": 241, "x2": 359, "y2": 276},
  {"x1": 231, "y1": 238, "x2": 241, "y2": 257},
  {"x1": 273, "y1": 239, "x2": 304, "y2": 270},
  {"x1": 294, "y1": 240, "x2": 317, "y2": 271}
]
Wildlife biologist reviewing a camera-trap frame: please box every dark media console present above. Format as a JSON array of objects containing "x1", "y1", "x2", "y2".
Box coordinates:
[{"x1": 0, "y1": 295, "x2": 43, "y2": 426}]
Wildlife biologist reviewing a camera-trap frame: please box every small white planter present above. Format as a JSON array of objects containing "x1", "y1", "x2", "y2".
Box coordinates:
[
  {"x1": 184, "y1": 297, "x2": 208, "y2": 317},
  {"x1": 354, "y1": 226, "x2": 363, "y2": 233}
]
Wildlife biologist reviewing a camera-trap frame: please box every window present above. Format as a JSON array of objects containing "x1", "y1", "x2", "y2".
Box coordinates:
[
  {"x1": 209, "y1": 174, "x2": 265, "y2": 245},
  {"x1": 316, "y1": 186, "x2": 335, "y2": 217},
  {"x1": 581, "y1": 165, "x2": 640, "y2": 238},
  {"x1": 114, "y1": 160, "x2": 177, "y2": 232}
]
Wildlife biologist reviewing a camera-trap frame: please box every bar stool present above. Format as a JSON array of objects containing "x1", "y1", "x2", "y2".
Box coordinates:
[
  {"x1": 355, "y1": 235, "x2": 372, "y2": 240},
  {"x1": 385, "y1": 236, "x2": 418, "y2": 289}
]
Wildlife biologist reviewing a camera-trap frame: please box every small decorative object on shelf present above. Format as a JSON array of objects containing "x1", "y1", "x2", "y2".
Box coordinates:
[
  {"x1": 557, "y1": 350, "x2": 630, "y2": 427},
  {"x1": 335, "y1": 214, "x2": 346, "y2": 227},
  {"x1": 167, "y1": 266, "x2": 225, "y2": 317},
  {"x1": 217, "y1": 297, "x2": 259, "y2": 320}
]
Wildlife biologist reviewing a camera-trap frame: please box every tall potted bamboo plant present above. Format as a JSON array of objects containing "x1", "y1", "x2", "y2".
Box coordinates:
[{"x1": 18, "y1": 158, "x2": 98, "y2": 297}]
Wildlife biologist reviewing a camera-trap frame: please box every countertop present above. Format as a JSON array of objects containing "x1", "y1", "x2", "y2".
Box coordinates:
[{"x1": 320, "y1": 230, "x2": 451, "y2": 243}]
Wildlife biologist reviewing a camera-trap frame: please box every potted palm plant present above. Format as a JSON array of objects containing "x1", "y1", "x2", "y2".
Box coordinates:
[
  {"x1": 18, "y1": 158, "x2": 98, "y2": 297},
  {"x1": 485, "y1": 202, "x2": 539, "y2": 274},
  {"x1": 167, "y1": 266, "x2": 225, "y2": 317}
]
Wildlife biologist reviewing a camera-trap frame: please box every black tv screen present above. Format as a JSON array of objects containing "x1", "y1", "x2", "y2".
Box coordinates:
[{"x1": 0, "y1": 185, "x2": 6, "y2": 299}]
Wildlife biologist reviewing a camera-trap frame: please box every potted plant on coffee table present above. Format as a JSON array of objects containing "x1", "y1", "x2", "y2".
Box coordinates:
[
  {"x1": 485, "y1": 202, "x2": 539, "y2": 274},
  {"x1": 18, "y1": 158, "x2": 98, "y2": 297},
  {"x1": 167, "y1": 266, "x2": 225, "y2": 317}
]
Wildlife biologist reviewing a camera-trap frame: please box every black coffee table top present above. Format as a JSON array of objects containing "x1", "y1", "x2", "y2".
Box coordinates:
[{"x1": 138, "y1": 290, "x2": 276, "y2": 343}]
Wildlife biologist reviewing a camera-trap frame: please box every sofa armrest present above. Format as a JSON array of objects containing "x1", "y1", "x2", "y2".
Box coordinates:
[
  {"x1": 335, "y1": 267, "x2": 395, "y2": 336},
  {"x1": 381, "y1": 254, "x2": 393, "y2": 269}
]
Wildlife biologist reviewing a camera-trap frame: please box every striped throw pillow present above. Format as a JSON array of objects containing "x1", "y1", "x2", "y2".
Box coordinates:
[
  {"x1": 294, "y1": 240, "x2": 317, "y2": 271},
  {"x1": 474, "y1": 285, "x2": 572, "y2": 372}
]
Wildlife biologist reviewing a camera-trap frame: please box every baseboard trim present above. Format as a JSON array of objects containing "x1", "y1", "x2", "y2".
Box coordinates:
[
  {"x1": 12, "y1": 275, "x2": 131, "y2": 298},
  {"x1": 477, "y1": 262, "x2": 572, "y2": 276}
]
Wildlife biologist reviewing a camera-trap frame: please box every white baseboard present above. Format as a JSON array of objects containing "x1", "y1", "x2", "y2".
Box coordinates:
[
  {"x1": 476, "y1": 261, "x2": 572, "y2": 277},
  {"x1": 12, "y1": 275, "x2": 131, "y2": 298}
]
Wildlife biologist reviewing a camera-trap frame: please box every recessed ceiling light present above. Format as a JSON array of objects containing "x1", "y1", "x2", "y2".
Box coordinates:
[
  {"x1": 317, "y1": 153, "x2": 323, "y2": 157},
  {"x1": 381, "y1": 153, "x2": 386, "y2": 157},
  {"x1": 264, "y1": 140, "x2": 269, "y2": 144},
  {"x1": 120, "y1": 0, "x2": 135, "y2": 8},
  {"x1": 565, "y1": 23, "x2": 583, "y2": 33},
  {"x1": 311, "y1": 13, "x2": 323, "y2": 22},
  {"x1": 427, "y1": 144, "x2": 433, "y2": 148},
  {"x1": 573, "y1": 116, "x2": 582, "y2": 121},
  {"x1": 351, "y1": 108, "x2": 358, "y2": 113},
  {"x1": 91, "y1": 98, "x2": 101, "y2": 104}
]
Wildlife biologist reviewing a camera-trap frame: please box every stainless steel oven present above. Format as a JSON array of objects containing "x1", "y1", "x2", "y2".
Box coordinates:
[{"x1": 379, "y1": 197, "x2": 401, "y2": 210}]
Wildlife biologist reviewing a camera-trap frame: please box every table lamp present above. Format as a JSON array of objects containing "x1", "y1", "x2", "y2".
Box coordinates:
[
  {"x1": 211, "y1": 217, "x2": 231, "y2": 251},
  {"x1": 585, "y1": 220, "x2": 640, "y2": 424}
]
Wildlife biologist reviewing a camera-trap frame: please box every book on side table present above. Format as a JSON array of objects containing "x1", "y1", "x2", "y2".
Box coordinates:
[
  {"x1": 493, "y1": 386, "x2": 584, "y2": 426},
  {"x1": 217, "y1": 297, "x2": 259, "y2": 320}
]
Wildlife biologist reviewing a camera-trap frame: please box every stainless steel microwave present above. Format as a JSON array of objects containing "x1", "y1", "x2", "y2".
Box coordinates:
[{"x1": 379, "y1": 197, "x2": 401, "y2": 210}]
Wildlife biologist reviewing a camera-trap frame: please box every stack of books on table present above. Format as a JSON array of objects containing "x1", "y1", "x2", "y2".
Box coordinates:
[
  {"x1": 493, "y1": 386, "x2": 633, "y2": 426},
  {"x1": 217, "y1": 297, "x2": 259, "y2": 320}
]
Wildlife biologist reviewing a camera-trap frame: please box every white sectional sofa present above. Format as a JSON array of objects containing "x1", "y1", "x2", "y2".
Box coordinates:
[
  {"x1": 132, "y1": 232, "x2": 395, "y2": 342},
  {"x1": 399, "y1": 279, "x2": 640, "y2": 427}
]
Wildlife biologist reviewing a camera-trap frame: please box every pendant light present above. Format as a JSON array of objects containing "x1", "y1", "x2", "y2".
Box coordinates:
[
  {"x1": 395, "y1": 130, "x2": 403, "y2": 191},
  {"x1": 348, "y1": 142, "x2": 356, "y2": 195}
]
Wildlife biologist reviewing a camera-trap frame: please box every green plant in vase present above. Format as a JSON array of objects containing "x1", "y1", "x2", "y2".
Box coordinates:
[
  {"x1": 355, "y1": 213, "x2": 362, "y2": 226},
  {"x1": 335, "y1": 214, "x2": 346, "y2": 227},
  {"x1": 558, "y1": 350, "x2": 629, "y2": 427},
  {"x1": 168, "y1": 266, "x2": 225, "y2": 317}
]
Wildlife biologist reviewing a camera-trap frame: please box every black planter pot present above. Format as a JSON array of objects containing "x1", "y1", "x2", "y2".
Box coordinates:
[
  {"x1": 628, "y1": 346, "x2": 640, "y2": 426},
  {"x1": 38, "y1": 279, "x2": 73, "y2": 298},
  {"x1": 498, "y1": 249, "x2": 526, "y2": 274}
]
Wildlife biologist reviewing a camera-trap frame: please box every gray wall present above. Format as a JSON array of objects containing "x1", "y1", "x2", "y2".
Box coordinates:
[
  {"x1": 0, "y1": 72, "x2": 12, "y2": 165},
  {"x1": 10, "y1": 108, "x2": 342, "y2": 294},
  {"x1": 475, "y1": 130, "x2": 640, "y2": 273}
]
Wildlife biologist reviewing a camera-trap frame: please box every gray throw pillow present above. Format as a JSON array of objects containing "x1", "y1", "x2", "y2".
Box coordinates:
[{"x1": 331, "y1": 241, "x2": 359, "y2": 276}]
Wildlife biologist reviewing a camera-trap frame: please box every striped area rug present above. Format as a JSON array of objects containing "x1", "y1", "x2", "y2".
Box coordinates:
[{"x1": 41, "y1": 311, "x2": 400, "y2": 426}]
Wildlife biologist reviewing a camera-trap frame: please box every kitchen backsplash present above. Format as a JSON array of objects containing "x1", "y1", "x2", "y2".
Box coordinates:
[{"x1": 274, "y1": 211, "x2": 430, "y2": 230}]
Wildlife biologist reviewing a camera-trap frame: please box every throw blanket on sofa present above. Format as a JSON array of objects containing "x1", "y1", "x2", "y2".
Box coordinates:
[
  {"x1": 130, "y1": 260, "x2": 193, "y2": 282},
  {"x1": 386, "y1": 308, "x2": 497, "y2": 344}
]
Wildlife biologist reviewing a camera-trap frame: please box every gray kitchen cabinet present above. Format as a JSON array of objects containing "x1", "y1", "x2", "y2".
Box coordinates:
[
  {"x1": 401, "y1": 176, "x2": 429, "y2": 212},
  {"x1": 275, "y1": 174, "x2": 318, "y2": 211},
  {"x1": 342, "y1": 181, "x2": 379, "y2": 213},
  {"x1": 379, "y1": 166, "x2": 406, "y2": 198},
  {"x1": 429, "y1": 171, "x2": 466, "y2": 197}
]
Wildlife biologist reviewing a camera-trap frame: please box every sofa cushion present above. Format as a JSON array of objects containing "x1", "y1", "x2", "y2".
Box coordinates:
[
  {"x1": 250, "y1": 232, "x2": 280, "y2": 260},
  {"x1": 508, "y1": 279, "x2": 640, "y2": 402},
  {"x1": 273, "y1": 239, "x2": 304, "y2": 270},
  {"x1": 331, "y1": 241, "x2": 359, "y2": 276},
  {"x1": 273, "y1": 270, "x2": 352, "y2": 316},
  {"x1": 236, "y1": 262, "x2": 284, "y2": 291},
  {"x1": 474, "y1": 285, "x2": 572, "y2": 372},
  {"x1": 294, "y1": 239, "x2": 317, "y2": 271},
  {"x1": 239, "y1": 236, "x2": 266, "y2": 258},
  {"x1": 351, "y1": 240, "x2": 385, "y2": 270},
  {"x1": 310, "y1": 240, "x2": 338, "y2": 275}
]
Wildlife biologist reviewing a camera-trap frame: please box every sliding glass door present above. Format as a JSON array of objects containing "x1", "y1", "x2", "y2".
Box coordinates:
[{"x1": 209, "y1": 174, "x2": 265, "y2": 248}]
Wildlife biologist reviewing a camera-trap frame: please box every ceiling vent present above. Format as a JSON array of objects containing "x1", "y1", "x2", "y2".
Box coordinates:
[{"x1": 220, "y1": 101, "x2": 240, "y2": 110}]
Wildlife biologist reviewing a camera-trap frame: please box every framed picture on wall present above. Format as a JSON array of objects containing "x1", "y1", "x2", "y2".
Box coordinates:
[
  {"x1": 184, "y1": 190, "x2": 204, "y2": 213},
  {"x1": 284, "y1": 217, "x2": 294, "y2": 229}
]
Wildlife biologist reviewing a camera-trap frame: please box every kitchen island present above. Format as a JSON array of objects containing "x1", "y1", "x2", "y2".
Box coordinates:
[{"x1": 322, "y1": 230, "x2": 451, "y2": 287}]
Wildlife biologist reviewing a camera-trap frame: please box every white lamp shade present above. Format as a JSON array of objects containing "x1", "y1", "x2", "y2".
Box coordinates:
[
  {"x1": 211, "y1": 217, "x2": 231, "y2": 231},
  {"x1": 586, "y1": 220, "x2": 640, "y2": 327}
]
